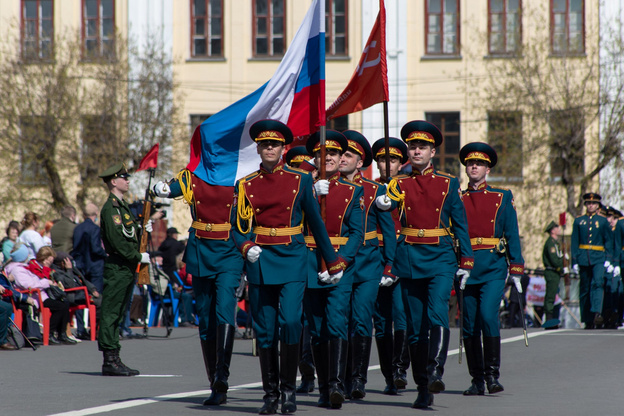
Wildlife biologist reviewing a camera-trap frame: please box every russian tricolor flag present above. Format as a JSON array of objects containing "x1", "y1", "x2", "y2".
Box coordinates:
[{"x1": 187, "y1": 0, "x2": 325, "y2": 187}]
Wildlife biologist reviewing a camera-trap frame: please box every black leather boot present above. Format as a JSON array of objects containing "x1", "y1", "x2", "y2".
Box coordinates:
[
  {"x1": 279, "y1": 342, "x2": 299, "y2": 414},
  {"x1": 392, "y1": 330, "x2": 409, "y2": 389},
  {"x1": 427, "y1": 326, "x2": 449, "y2": 393},
  {"x1": 102, "y1": 350, "x2": 131, "y2": 376},
  {"x1": 462, "y1": 337, "x2": 485, "y2": 396},
  {"x1": 258, "y1": 347, "x2": 280, "y2": 415},
  {"x1": 483, "y1": 336, "x2": 504, "y2": 394},
  {"x1": 375, "y1": 335, "x2": 397, "y2": 395},
  {"x1": 204, "y1": 324, "x2": 234, "y2": 405},
  {"x1": 114, "y1": 348, "x2": 140, "y2": 376},
  {"x1": 350, "y1": 335, "x2": 372, "y2": 399},
  {"x1": 409, "y1": 342, "x2": 433, "y2": 409},
  {"x1": 328, "y1": 338, "x2": 348, "y2": 409},
  {"x1": 296, "y1": 327, "x2": 315, "y2": 393},
  {"x1": 312, "y1": 341, "x2": 331, "y2": 408},
  {"x1": 200, "y1": 338, "x2": 217, "y2": 386}
]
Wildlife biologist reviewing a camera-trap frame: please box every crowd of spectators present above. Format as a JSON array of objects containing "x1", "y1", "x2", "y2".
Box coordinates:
[{"x1": 0, "y1": 207, "x2": 195, "y2": 350}]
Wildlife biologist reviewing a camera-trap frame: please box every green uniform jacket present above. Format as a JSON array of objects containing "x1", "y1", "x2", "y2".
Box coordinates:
[
  {"x1": 100, "y1": 193, "x2": 141, "y2": 266},
  {"x1": 571, "y1": 213, "x2": 613, "y2": 267},
  {"x1": 542, "y1": 236, "x2": 563, "y2": 273}
]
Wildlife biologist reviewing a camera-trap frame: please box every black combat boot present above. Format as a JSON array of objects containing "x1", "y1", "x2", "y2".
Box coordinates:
[
  {"x1": 427, "y1": 326, "x2": 450, "y2": 393},
  {"x1": 312, "y1": 341, "x2": 331, "y2": 408},
  {"x1": 279, "y1": 342, "x2": 299, "y2": 414},
  {"x1": 204, "y1": 325, "x2": 234, "y2": 405},
  {"x1": 462, "y1": 337, "x2": 485, "y2": 396},
  {"x1": 258, "y1": 347, "x2": 280, "y2": 415},
  {"x1": 114, "y1": 348, "x2": 140, "y2": 376},
  {"x1": 392, "y1": 330, "x2": 409, "y2": 389},
  {"x1": 328, "y1": 338, "x2": 348, "y2": 409},
  {"x1": 483, "y1": 336, "x2": 504, "y2": 394},
  {"x1": 101, "y1": 349, "x2": 131, "y2": 376},
  {"x1": 409, "y1": 342, "x2": 433, "y2": 409},
  {"x1": 375, "y1": 335, "x2": 396, "y2": 395},
  {"x1": 350, "y1": 335, "x2": 372, "y2": 399}
]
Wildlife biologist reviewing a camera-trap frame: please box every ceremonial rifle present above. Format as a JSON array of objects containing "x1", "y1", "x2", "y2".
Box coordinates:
[
  {"x1": 137, "y1": 168, "x2": 155, "y2": 285},
  {"x1": 559, "y1": 212, "x2": 571, "y2": 301},
  {"x1": 500, "y1": 237, "x2": 528, "y2": 347}
]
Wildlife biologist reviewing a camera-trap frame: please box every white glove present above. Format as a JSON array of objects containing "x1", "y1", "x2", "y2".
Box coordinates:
[
  {"x1": 140, "y1": 252, "x2": 150, "y2": 264},
  {"x1": 318, "y1": 270, "x2": 331, "y2": 284},
  {"x1": 614, "y1": 266, "x2": 621, "y2": 277},
  {"x1": 563, "y1": 267, "x2": 570, "y2": 275},
  {"x1": 379, "y1": 275, "x2": 397, "y2": 287},
  {"x1": 153, "y1": 181, "x2": 171, "y2": 198},
  {"x1": 247, "y1": 246, "x2": 263, "y2": 263},
  {"x1": 605, "y1": 261, "x2": 614, "y2": 273},
  {"x1": 512, "y1": 275, "x2": 523, "y2": 294},
  {"x1": 314, "y1": 179, "x2": 330, "y2": 196},
  {"x1": 456, "y1": 268, "x2": 470, "y2": 290},
  {"x1": 329, "y1": 270, "x2": 343, "y2": 284},
  {"x1": 375, "y1": 195, "x2": 391, "y2": 210},
  {"x1": 572, "y1": 264, "x2": 580, "y2": 274},
  {"x1": 144, "y1": 219, "x2": 153, "y2": 233}
]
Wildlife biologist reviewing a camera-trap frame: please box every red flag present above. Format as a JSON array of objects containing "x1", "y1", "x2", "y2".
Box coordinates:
[
  {"x1": 559, "y1": 212, "x2": 567, "y2": 227},
  {"x1": 326, "y1": 0, "x2": 388, "y2": 120},
  {"x1": 136, "y1": 143, "x2": 159, "y2": 171}
]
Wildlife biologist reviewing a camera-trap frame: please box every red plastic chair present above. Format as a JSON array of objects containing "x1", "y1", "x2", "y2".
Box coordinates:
[
  {"x1": 65, "y1": 286, "x2": 97, "y2": 341},
  {"x1": 16, "y1": 288, "x2": 51, "y2": 345}
]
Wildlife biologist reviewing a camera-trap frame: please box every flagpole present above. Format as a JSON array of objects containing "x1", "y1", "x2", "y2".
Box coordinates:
[
  {"x1": 383, "y1": 101, "x2": 390, "y2": 180},
  {"x1": 320, "y1": 125, "x2": 327, "y2": 220}
]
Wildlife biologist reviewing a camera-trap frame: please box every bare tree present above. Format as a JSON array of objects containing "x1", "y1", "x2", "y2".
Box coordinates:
[
  {"x1": 461, "y1": 4, "x2": 624, "y2": 218},
  {"x1": 0, "y1": 25, "x2": 184, "y2": 218}
]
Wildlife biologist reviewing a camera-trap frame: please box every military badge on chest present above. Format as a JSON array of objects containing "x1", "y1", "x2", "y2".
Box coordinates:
[{"x1": 113, "y1": 215, "x2": 121, "y2": 225}]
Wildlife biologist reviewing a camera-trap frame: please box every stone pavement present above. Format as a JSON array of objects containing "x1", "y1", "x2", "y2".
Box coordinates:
[{"x1": 2, "y1": 326, "x2": 623, "y2": 416}]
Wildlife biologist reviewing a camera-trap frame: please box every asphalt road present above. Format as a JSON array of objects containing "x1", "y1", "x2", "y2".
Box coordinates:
[{"x1": 2, "y1": 326, "x2": 623, "y2": 416}]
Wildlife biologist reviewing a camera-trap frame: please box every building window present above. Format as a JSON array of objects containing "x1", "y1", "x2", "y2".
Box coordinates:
[
  {"x1": 551, "y1": 0, "x2": 584, "y2": 54},
  {"x1": 21, "y1": 0, "x2": 54, "y2": 60},
  {"x1": 328, "y1": 115, "x2": 348, "y2": 132},
  {"x1": 326, "y1": 0, "x2": 347, "y2": 56},
  {"x1": 487, "y1": 111, "x2": 523, "y2": 181},
  {"x1": 488, "y1": 0, "x2": 522, "y2": 55},
  {"x1": 425, "y1": 0, "x2": 460, "y2": 55},
  {"x1": 191, "y1": 0, "x2": 223, "y2": 57},
  {"x1": 81, "y1": 115, "x2": 116, "y2": 180},
  {"x1": 549, "y1": 109, "x2": 584, "y2": 178},
  {"x1": 190, "y1": 114, "x2": 212, "y2": 134},
  {"x1": 82, "y1": 0, "x2": 115, "y2": 59},
  {"x1": 426, "y1": 112, "x2": 460, "y2": 177},
  {"x1": 253, "y1": 0, "x2": 285, "y2": 57},
  {"x1": 20, "y1": 116, "x2": 48, "y2": 185}
]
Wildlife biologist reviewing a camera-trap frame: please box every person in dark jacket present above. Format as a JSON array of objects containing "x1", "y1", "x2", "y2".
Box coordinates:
[
  {"x1": 158, "y1": 227, "x2": 186, "y2": 280},
  {"x1": 72, "y1": 203, "x2": 108, "y2": 293}
]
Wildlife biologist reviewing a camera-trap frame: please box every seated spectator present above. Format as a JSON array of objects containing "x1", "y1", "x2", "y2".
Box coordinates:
[
  {"x1": 17, "y1": 212, "x2": 46, "y2": 261},
  {"x1": 2, "y1": 221, "x2": 20, "y2": 265},
  {"x1": 0, "y1": 282, "x2": 16, "y2": 350},
  {"x1": 1, "y1": 266, "x2": 41, "y2": 344},
  {"x1": 149, "y1": 251, "x2": 195, "y2": 327},
  {"x1": 158, "y1": 227, "x2": 186, "y2": 280},
  {"x1": 52, "y1": 252, "x2": 101, "y2": 340},
  {"x1": 6, "y1": 244, "x2": 76, "y2": 345}
]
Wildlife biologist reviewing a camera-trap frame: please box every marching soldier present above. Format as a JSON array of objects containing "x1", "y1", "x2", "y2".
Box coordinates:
[
  {"x1": 376, "y1": 121, "x2": 474, "y2": 409},
  {"x1": 613, "y1": 211, "x2": 624, "y2": 328},
  {"x1": 285, "y1": 146, "x2": 318, "y2": 394},
  {"x1": 604, "y1": 207, "x2": 622, "y2": 328},
  {"x1": 98, "y1": 163, "x2": 150, "y2": 376},
  {"x1": 303, "y1": 130, "x2": 363, "y2": 409},
  {"x1": 571, "y1": 193, "x2": 614, "y2": 329},
  {"x1": 543, "y1": 220, "x2": 565, "y2": 329},
  {"x1": 458, "y1": 142, "x2": 524, "y2": 395},
  {"x1": 233, "y1": 120, "x2": 344, "y2": 415},
  {"x1": 371, "y1": 137, "x2": 410, "y2": 395},
  {"x1": 339, "y1": 131, "x2": 396, "y2": 400},
  {"x1": 153, "y1": 155, "x2": 244, "y2": 405}
]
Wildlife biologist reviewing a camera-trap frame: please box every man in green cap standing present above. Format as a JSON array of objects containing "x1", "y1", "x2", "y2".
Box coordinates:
[
  {"x1": 542, "y1": 221, "x2": 565, "y2": 329},
  {"x1": 98, "y1": 163, "x2": 151, "y2": 376}
]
